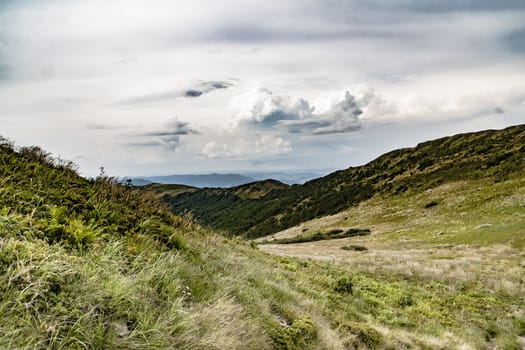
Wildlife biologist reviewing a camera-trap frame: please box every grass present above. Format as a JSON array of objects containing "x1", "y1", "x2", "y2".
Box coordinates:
[
  {"x1": 2, "y1": 135, "x2": 525, "y2": 348},
  {"x1": 258, "y1": 176, "x2": 525, "y2": 348}
]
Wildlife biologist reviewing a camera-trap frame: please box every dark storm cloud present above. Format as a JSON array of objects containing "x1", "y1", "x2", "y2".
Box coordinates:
[{"x1": 117, "y1": 80, "x2": 233, "y2": 105}]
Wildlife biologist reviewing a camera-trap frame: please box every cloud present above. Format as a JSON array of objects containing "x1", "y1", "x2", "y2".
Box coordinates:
[
  {"x1": 127, "y1": 141, "x2": 164, "y2": 147},
  {"x1": 399, "y1": 0, "x2": 525, "y2": 12},
  {"x1": 0, "y1": 64, "x2": 11, "y2": 80},
  {"x1": 134, "y1": 118, "x2": 198, "y2": 150},
  {"x1": 201, "y1": 142, "x2": 245, "y2": 159},
  {"x1": 185, "y1": 89, "x2": 203, "y2": 97},
  {"x1": 117, "y1": 80, "x2": 234, "y2": 106},
  {"x1": 504, "y1": 28, "x2": 525, "y2": 53},
  {"x1": 201, "y1": 134, "x2": 292, "y2": 159},
  {"x1": 231, "y1": 88, "x2": 368, "y2": 135},
  {"x1": 284, "y1": 92, "x2": 363, "y2": 135},
  {"x1": 209, "y1": 24, "x2": 396, "y2": 44},
  {"x1": 184, "y1": 81, "x2": 232, "y2": 98},
  {"x1": 232, "y1": 88, "x2": 313, "y2": 128},
  {"x1": 85, "y1": 123, "x2": 121, "y2": 130},
  {"x1": 141, "y1": 119, "x2": 197, "y2": 137}
]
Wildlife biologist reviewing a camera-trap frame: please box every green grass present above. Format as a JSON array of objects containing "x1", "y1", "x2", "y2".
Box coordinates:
[
  {"x1": 2, "y1": 134, "x2": 525, "y2": 348},
  {"x1": 334, "y1": 177, "x2": 525, "y2": 249},
  {"x1": 256, "y1": 171, "x2": 525, "y2": 348}
]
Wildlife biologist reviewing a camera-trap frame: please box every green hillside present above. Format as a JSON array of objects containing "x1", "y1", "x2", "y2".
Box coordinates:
[
  {"x1": 1, "y1": 133, "x2": 525, "y2": 349},
  {"x1": 0, "y1": 139, "x2": 325, "y2": 349},
  {"x1": 160, "y1": 125, "x2": 525, "y2": 238}
]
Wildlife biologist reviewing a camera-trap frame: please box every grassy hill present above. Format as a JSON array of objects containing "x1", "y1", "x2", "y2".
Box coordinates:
[
  {"x1": 159, "y1": 124, "x2": 525, "y2": 238},
  {"x1": 1, "y1": 133, "x2": 525, "y2": 349}
]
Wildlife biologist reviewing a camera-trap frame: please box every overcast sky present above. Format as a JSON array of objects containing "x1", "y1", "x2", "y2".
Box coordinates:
[{"x1": 1, "y1": 0, "x2": 524, "y2": 177}]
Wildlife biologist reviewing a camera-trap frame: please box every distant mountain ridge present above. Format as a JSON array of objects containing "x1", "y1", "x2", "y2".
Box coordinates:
[
  {"x1": 153, "y1": 124, "x2": 525, "y2": 238},
  {"x1": 129, "y1": 173, "x2": 256, "y2": 188},
  {"x1": 128, "y1": 171, "x2": 325, "y2": 188}
]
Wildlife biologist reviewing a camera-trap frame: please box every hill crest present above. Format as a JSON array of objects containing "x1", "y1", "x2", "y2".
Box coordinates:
[{"x1": 156, "y1": 124, "x2": 525, "y2": 238}]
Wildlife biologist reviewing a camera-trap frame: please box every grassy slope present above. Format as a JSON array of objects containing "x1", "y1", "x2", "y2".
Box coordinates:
[
  {"x1": 259, "y1": 175, "x2": 525, "y2": 349},
  {"x1": 260, "y1": 177, "x2": 525, "y2": 248},
  {"x1": 2, "y1": 136, "x2": 525, "y2": 349},
  {"x1": 161, "y1": 124, "x2": 525, "y2": 238}
]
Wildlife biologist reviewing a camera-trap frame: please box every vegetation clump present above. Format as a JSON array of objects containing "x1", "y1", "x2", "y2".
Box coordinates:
[
  {"x1": 333, "y1": 274, "x2": 354, "y2": 294},
  {"x1": 339, "y1": 321, "x2": 384, "y2": 349},
  {"x1": 424, "y1": 200, "x2": 439, "y2": 208},
  {"x1": 263, "y1": 228, "x2": 371, "y2": 244},
  {"x1": 341, "y1": 245, "x2": 368, "y2": 251},
  {"x1": 269, "y1": 316, "x2": 318, "y2": 350}
]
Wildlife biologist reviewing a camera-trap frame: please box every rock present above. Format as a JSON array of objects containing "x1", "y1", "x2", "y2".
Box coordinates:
[
  {"x1": 475, "y1": 223, "x2": 493, "y2": 229},
  {"x1": 111, "y1": 321, "x2": 130, "y2": 337}
]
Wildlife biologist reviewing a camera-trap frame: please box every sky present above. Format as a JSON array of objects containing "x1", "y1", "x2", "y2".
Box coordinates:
[{"x1": 1, "y1": 0, "x2": 524, "y2": 177}]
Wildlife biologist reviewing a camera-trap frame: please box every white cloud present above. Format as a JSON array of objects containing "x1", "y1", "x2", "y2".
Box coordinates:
[
  {"x1": 202, "y1": 134, "x2": 292, "y2": 159},
  {"x1": 255, "y1": 134, "x2": 292, "y2": 154},
  {"x1": 202, "y1": 142, "x2": 244, "y2": 159},
  {"x1": 1, "y1": 0, "x2": 524, "y2": 176},
  {"x1": 230, "y1": 87, "x2": 377, "y2": 134}
]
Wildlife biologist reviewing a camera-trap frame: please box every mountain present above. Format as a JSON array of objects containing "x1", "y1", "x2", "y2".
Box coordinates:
[
  {"x1": 129, "y1": 177, "x2": 153, "y2": 186},
  {"x1": 128, "y1": 173, "x2": 256, "y2": 188},
  {"x1": 157, "y1": 124, "x2": 525, "y2": 238},
  {"x1": 128, "y1": 171, "x2": 322, "y2": 188},
  {"x1": 2, "y1": 133, "x2": 524, "y2": 348},
  {"x1": 244, "y1": 171, "x2": 328, "y2": 185}
]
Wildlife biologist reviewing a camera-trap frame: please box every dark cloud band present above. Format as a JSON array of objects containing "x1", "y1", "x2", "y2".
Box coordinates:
[{"x1": 117, "y1": 80, "x2": 234, "y2": 105}]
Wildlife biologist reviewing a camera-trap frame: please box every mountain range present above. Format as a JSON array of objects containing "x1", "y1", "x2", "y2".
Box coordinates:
[
  {"x1": 128, "y1": 171, "x2": 326, "y2": 188},
  {"x1": 151, "y1": 124, "x2": 525, "y2": 238}
]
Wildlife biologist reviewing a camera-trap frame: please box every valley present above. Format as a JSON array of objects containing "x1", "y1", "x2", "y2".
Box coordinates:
[{"x1": 1, "y1": 125, "x2": 524, "y2": 349}]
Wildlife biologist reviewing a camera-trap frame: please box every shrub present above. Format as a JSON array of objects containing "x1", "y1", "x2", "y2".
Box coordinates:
[
  {"x1": 269, "y1": 316, "x2": 317, "y2": 350},
  {"x1": 340, "y1": 321, "x2": 384, "y2": 349},
  {"x1": 397, "y1": 293, "x2": 414, "y2": 308},
  {"x1": 341, "y1": 245, "x2": 368, "y2": 251},
  {"x1": 334, "y1": 275, "x2": 353, "y2": 294},
  {"x1": 424, "y1": 200, "x2": 439, "y2": 209}
]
